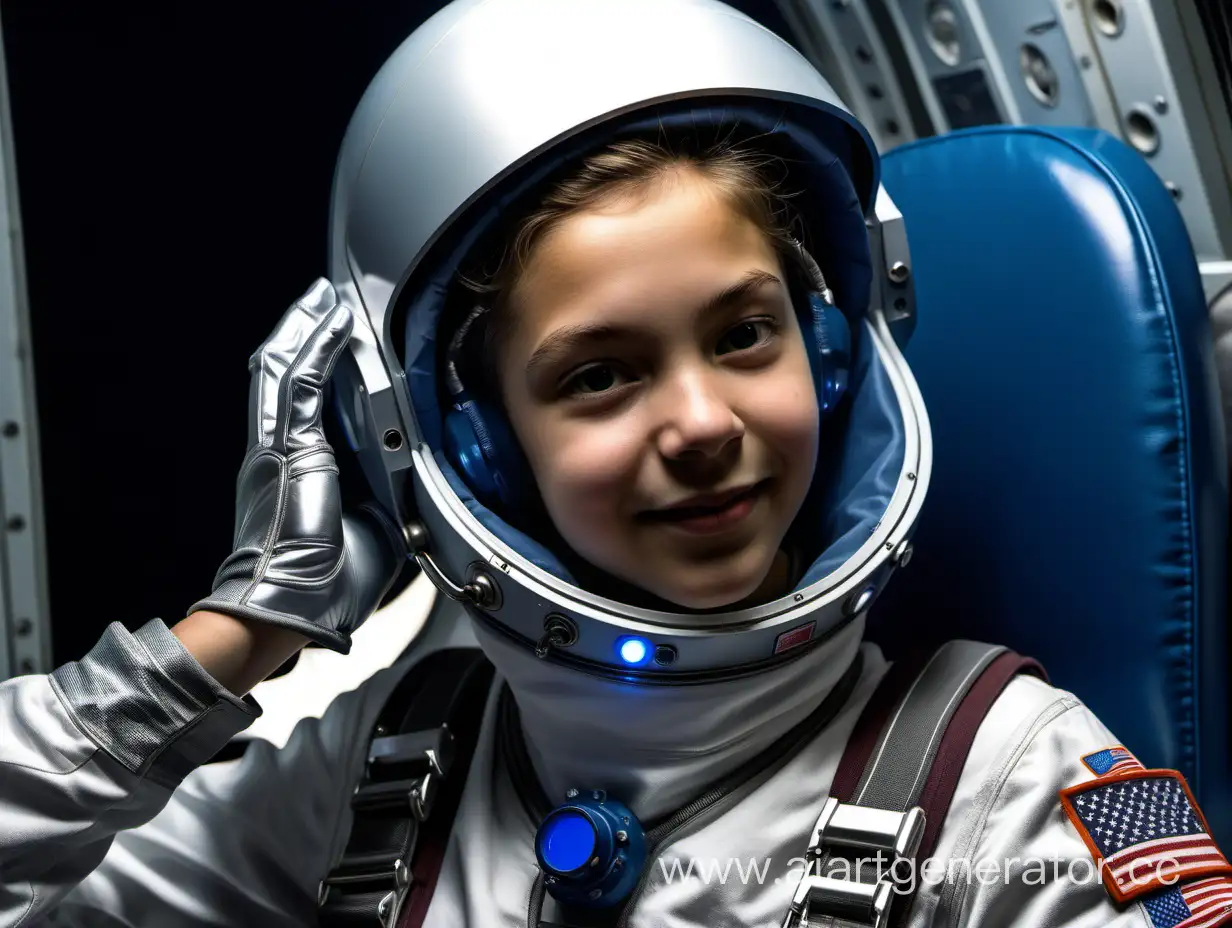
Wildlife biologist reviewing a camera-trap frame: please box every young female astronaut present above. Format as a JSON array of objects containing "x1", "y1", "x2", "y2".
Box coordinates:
[{"x1": 2, "y1": 1, "x2": 1229, "y2": 927}]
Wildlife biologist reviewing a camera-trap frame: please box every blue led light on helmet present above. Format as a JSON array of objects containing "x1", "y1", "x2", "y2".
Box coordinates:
[
  {"x1": 616, "y1": 636, "x2": 651, "y2": 666},
  {"x1": 535, "y1": 790, "x2": 647, "y2": 908}
]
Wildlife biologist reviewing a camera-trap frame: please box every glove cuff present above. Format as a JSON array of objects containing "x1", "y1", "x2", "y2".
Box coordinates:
[{"x1": 183, "y1": 598, "x2": 352, "y2": 654}]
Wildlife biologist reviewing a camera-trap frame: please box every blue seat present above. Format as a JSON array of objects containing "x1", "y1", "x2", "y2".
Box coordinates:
[{"x1": 872, "y1": 126, "x2": 1231, "y2": 841}]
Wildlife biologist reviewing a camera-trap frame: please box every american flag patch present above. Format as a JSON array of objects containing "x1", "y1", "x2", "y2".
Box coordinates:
[
  {"x1": 1083, "y1": 745, "x2": 1145, "y2": 777},
  {"x1": 1060, "y1": 768, "x2": 1232, "y2": 904},
  {"x1": 1143, "y1": 876, "x2": 1232, "y2": 928}
]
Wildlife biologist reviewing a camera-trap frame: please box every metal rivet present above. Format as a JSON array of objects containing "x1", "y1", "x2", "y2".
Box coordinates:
[
  {"x1": 1, "y1": 421, "x2": 18, "y2": 438},
  {"x1": 1153, "y1": 95, "x2": 1168, "y2": 114},
  {"x1": 16, "y1": 618, "x2": 32, "y2": 636},
  {"x1": 616, "y1": 830, "x2": 628, "y2": 843},
  {"x1": 907, "y1": 472, "x2": 917, "y2": 481},
  {"x1": 793, "y1": 592, "x2": 804, "y2": 602},
  {"x1": 19, "y1": 659, "x2": 35, "y2": 674},
  {"x1": 588, "y1": 889, "x2": 603, "y2": 900},
  {"x1": 589, "y1": 856, "x2": 600, "y2": 868},
  {"x1": 382, "y1": 429, "x2": 404, "y2": 451},
  {"x1": 1165, "y1": 181, "x2": 1182, "y2": 200},
  {"x1": 1079, "y1": 54, "x2": 1091, "y2": 69},
  {"x1": 566, "y1": 788, "x2": 579, "y2": 798},
  {"x1": 6, "y1": 515, "x2": 25, "y2": 532},
  {"x1": 893, "y1": 541, "x2": 915, "y2": 567},
  {"x1": 889, "y1": 261, "x2": 910, "y2": 283}
]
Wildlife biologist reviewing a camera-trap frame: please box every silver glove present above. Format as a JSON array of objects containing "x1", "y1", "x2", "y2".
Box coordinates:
[{"x1": 189, "y1": 279, "x2": 407, "y2": 653}]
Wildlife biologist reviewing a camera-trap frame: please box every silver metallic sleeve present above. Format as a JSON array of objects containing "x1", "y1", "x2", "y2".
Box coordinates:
[{"x1": 0, "y1": 619, "x2": 259, "y2": 926}]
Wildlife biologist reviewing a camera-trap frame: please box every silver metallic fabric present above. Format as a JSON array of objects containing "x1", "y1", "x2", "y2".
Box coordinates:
[{"x1": 189, "y1": 279, "x2": 406, "y2": 653}]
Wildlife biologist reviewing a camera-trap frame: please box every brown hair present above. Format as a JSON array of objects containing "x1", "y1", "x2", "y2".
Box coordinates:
[{"x1": 457, "y1": 133, "x2": 806, "y2": 387}]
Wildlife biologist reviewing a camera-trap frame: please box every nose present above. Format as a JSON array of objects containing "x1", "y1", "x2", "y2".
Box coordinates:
[{"x1": 655, "y1": 368, "x2": 744, "y2": 460}]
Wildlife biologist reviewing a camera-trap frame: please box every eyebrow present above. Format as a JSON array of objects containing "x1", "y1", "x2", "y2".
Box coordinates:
[{"x1": 524, "y1": 269, "x2": 783, "y2": 377}]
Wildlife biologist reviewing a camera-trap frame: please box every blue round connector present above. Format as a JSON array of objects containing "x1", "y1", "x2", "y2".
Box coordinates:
[{"x1": 534, "y1": 791, "x2": 646, "y2": 908}]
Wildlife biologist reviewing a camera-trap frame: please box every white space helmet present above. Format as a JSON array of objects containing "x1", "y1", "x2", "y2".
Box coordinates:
[{"x1": 327, "y1": 0, "x2": 930, "y2": 682}]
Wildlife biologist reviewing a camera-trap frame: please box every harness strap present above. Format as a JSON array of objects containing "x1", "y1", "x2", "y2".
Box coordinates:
[
  {"x1": 786, "y1": 641, "x2": 1047, "y2": 928},
  {"x1": 317, "y1": 648, "x2": 494, "y2": 928}
]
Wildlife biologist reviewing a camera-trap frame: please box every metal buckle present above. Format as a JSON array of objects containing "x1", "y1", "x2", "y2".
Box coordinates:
[
  {"x1": 781, "y1": 799, "x2": 925, "y2": 928},
  {"x1": 352, "y1": 726, "x2": 455, "y2": 820},
  {"x1": 809, "y1": 798, "x2": 925, "y2": 862},
  {"x1": 318, "y1": 855, "x2": 412, "y2": 928},
  {"x1": 783, "y1": 874, "x2": 893, "y2": 928},
  {"x1": 318, "y1": 727, "x2": 457, "y2": 923}
]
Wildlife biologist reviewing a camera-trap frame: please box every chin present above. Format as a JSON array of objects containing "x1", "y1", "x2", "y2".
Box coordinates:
[{"x1": 652, "y1": 560, "x2": 775, "y2": 612}]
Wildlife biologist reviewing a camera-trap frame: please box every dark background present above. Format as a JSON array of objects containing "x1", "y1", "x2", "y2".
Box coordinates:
[{"x1": 3, "y1": 0, "x2": 798, "y2": 665}]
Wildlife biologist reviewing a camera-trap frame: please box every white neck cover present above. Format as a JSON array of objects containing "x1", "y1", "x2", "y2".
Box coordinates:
[{"x1": 470, "y1": 614, "x2": 866, "y2": 823}]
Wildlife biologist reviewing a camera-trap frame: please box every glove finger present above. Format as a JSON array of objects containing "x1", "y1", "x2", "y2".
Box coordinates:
[
  {"x1": 249, "y1": 279, "x2": 338, "y2": 448},
  {"x1": 285, "y1": 302, "x2": 354, "y2": 450}
]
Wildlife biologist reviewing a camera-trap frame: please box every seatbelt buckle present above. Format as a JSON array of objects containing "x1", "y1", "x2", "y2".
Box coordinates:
[
  {"x1": 318, "y1": 854, "x2": 412, "y2": 928},
  {"x1": 809, "y1": 798, "x2": 925, "y2": 862},
  {"x1": 783, "y1": 874, "x2": 894, "y2": 928},
  {"x1": 781, "y1": 799, "x2": 925, "y2": 928},
  {"x1": 354, "y1": 725, "x2": 455, "y2": 820}
]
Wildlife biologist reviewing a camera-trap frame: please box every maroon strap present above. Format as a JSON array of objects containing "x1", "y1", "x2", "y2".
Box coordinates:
[
  {"x1": 829, "y1": 649, "x2": 939, "y2": 803},
  {"x1": 829, "y1": 645, "x2": 1047, "y2": 928},
  {"x1": 912, "y1": 652, "x2": 1046, "y2": 861}
]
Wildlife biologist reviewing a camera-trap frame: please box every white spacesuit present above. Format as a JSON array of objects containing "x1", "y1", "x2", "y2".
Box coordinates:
[{"x1": 2, "y1": 1, "x2": 1230, "y2": 927}]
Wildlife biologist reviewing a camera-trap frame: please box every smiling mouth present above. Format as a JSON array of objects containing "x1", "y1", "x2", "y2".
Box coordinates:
[{"x1": 639, "y1": 479, "x2": 771, "y2": 525}]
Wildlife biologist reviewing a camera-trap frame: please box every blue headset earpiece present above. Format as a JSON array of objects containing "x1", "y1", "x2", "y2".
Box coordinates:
[
  {"x1": 792, "y1": 240, "x2": 852, "y2": 415},
  {"x1": 443, "y1": 305, "x2": 530, "y2": 514}
]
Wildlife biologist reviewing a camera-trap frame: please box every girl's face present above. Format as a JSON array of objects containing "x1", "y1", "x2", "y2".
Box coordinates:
[{"x1": 497, "y1": 168, "x2": 819, "y2": 610}]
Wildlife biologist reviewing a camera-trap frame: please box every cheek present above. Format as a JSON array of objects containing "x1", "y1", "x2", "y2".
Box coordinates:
[
  {"x1": 531, "y1": 418, "x2": 645, "y2": 515},
  {"x1": 745, "y1": 360, "x2": 820, "y2": 468}
]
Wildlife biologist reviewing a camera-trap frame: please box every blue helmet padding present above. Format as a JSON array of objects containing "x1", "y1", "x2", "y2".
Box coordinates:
[
  {"x1": 797, "y1": 337, "x2": 905, "y2": 586},
  {"x1": 403, "y1": 102, "x2": 904, "y2": 590}
]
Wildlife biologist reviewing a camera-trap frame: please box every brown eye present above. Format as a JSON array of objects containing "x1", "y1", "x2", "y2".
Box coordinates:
[
  {"x1": 563, "y1": 363, "x2": 624, "y2": 397},
  {"x1": 716, "y1": 318, "x2": 777, "y2": 355}
]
